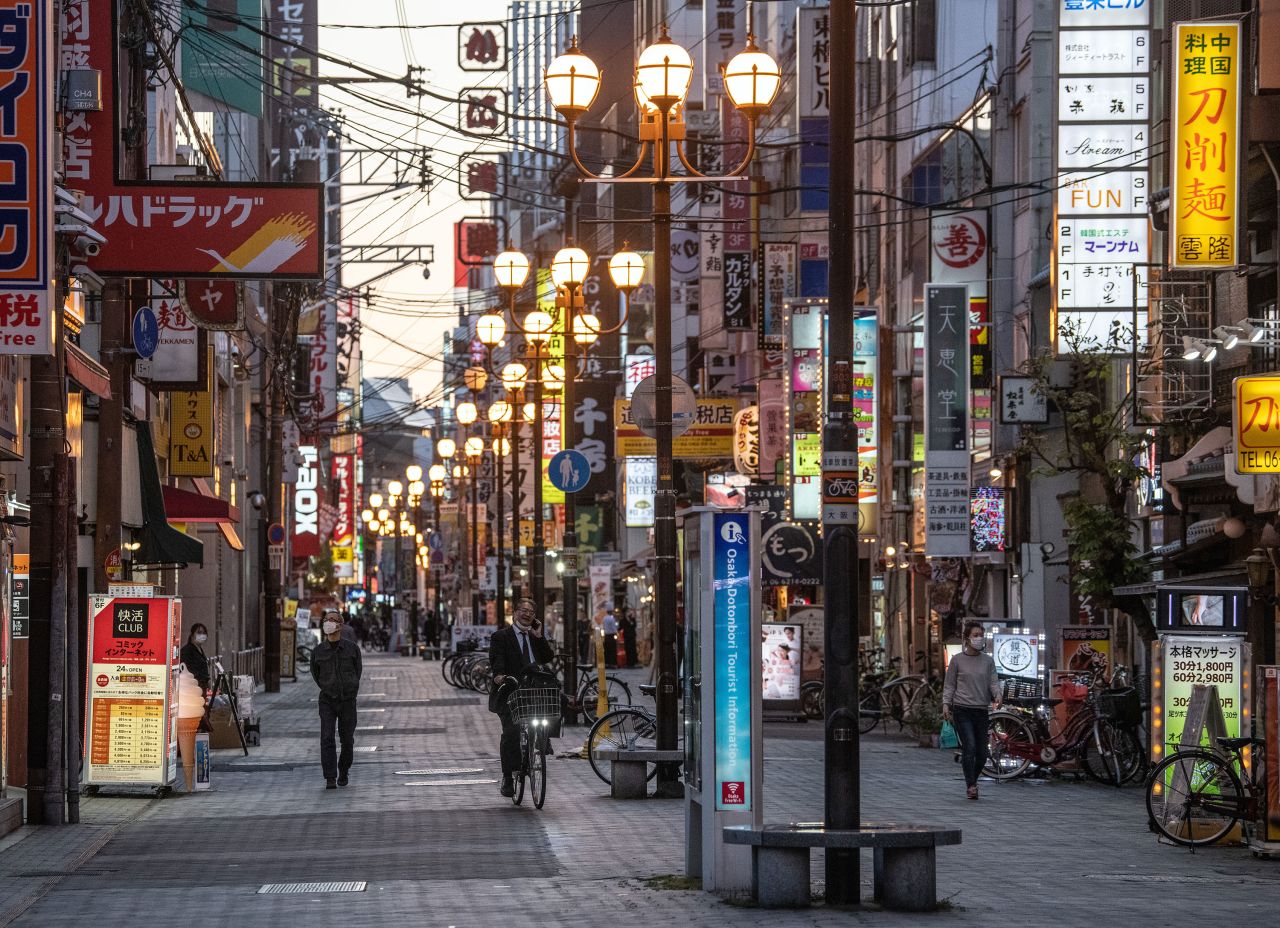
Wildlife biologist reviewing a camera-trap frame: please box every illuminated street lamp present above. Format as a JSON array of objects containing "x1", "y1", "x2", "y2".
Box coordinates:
[{"x1": 546, "y1": 22, "x2": 777, "y2": 791}]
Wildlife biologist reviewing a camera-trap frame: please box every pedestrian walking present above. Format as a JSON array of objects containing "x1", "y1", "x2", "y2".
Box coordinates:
[
  {"x1": 310, "y1": 612, "x2": 363, "y2": 789},
  {"x1": 619, "y1": 610, "x2": 638, "y2": 669},
  {"x1": 489, "y1": 598, "x2": 554, "y2": 798},
  {"x1": 941, "y1": 621, "x2": 1002, "y2": 800},
  {"x1": 603, "y1": 608, "x2": 618, "y2": 668},
  {"x1": 180, "y1": 623, "x2": 212, "y2": 693}
]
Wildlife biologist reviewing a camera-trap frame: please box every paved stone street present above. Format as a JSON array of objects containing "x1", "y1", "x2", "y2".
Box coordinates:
[{"x1": 1, "y1": 652, "x2": 1277, "y2": 927}]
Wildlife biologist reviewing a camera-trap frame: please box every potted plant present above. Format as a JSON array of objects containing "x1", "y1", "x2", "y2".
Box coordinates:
[{"x1": 904, "y1": 690, "x2": 944, "y2": 748}]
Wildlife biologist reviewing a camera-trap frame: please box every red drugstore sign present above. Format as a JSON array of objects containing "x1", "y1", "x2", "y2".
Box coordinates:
[
  {"x1": 61, "y1": 0, "x2": 323, "y2": 279},
  {"x1": 0, "y1": 0, "x2": 54, "y2": 354}
]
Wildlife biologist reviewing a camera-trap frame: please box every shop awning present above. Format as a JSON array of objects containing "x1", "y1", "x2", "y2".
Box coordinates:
[
  {"x1": 162, "y1": 480, "x2": 241, "y2": 524},
  {"x1": 162, "y1": 478, "x2": 245, "y2": 552},
  {"x1": 66, "y1": 341, "x2": 111, "y2": 399},
  {"x1": 134, "y1": 421, "x2": 203, "y2": 567}
]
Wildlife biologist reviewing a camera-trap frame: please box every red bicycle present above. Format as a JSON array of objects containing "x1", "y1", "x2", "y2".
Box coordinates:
[{"x1": 985, "y1": 675, "x2": 1142, "y2": 785}]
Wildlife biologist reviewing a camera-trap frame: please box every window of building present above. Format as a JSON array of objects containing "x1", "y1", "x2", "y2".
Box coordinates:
[{"x1": 905, "y1": 0, "x2": 937, "y2": 66}]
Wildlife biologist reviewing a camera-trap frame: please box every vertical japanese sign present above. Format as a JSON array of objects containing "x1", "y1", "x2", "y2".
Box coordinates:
[
  {"x1": 10, "y1": 552, "x2": 27, "y2": 639},
  {"x1": 541, "y1": 400, "x2": 564, "y2": 505},
  {"x1": 84, "y1": 596, "x2": 180, "y2": 787},
  {"x1": 713, "y1": 511, "x2": 752, "y2": 811},
  {"x1": 758, "y1": 243, "x2": 795, "y2": 348},
  {"x1": 853, "y1": 311, "x2": 878, "y2": 533},
  {"x1": 0, "y1": 0, "x2": 53, "y2": 355},
  {"x1": 1054, "y1": 0, "x2": 1151, "y2": 350},
  {"x1": 331, "y1": 453, "x2": 355, "y2": 580},
  {"x1": 796, "y1": 5, "x2": 831, "y2": 118},
  {"x1": 168, "y1": 385, "x2": 215, "y2": 477},
  {"x1": 1160, "y1": 635, "x2": 1244, "y2": 748},
  {"x1": 148, "y1": 281, "x2": 206, "y2": 390},
  {"x1": 704, "y1": 0, "x2": 746, "y2": 98},
  {"x1": 930, "y1": 209, "x2": 991, "y2": 456},
  {"x1": 722, "y1": 251, "x2": 751, "y2": 331},
  {"x1": 1170, "y1": 22, "x2": 1241, "y2": 269},
  {"x1": 460, "y1": 87, "x2": 507, "y2": 136},
  {"x1": 924, "y1": 284, "x2": 971, "y2": 557},
  {"x1": 306, "y1": 300, "x2": 337, "y2": 422},
  {"x1": 458, "y1": 151, "x2": 503, "y2": 201},
  {"x1": 571, "y1": 381, "x2": 616, "y2": 497},
  {"x1": 788, "y1": 303, "x2": 822, "y2": 520}
]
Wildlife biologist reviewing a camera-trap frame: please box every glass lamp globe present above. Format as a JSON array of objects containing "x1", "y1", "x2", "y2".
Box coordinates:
[
  {"x1": 542, "y1": 363, "x2": 565, "y2": 392},
  {"x1": 494, "y1": 249, "x2": 530, "y2": 289},
  {"x1": 477, "y1": 312, "x2": 506, "y2": 346},
  {"x1": 609, "y1": 249, "x2": 645, "y2": 291},
  {"x1": 437, "y1": 437, "x2": 457, "y2": 459},
  {"x1": 368, "y1": 492, "x2": 383, "y2": 508},
  {"x1": 551, "y1": 246, "x2": 590, "y2": 289},
  {"x1": 464, "y1": 366, "x2": 488, "y2": 393},
  {"x1": 408, "y1": 479, "x2": 425, "y2": 497},
  {"x1": 522, "y1": 401, "x2": 536, "y2": 422},
  {"x1": 387, "y1": 480, "x2": 403, "y2": 497},
  {"x1": 405, "y1": 464, "x2": 423, "y2": 482},
  {"x1": 456, "y1": 400, "x2": 478, "y2": 425},
  {"x1": 360, "y1": 508, "x2": 373, "y2": 523},
  {"x1": 493, "y1": 436, "x2": 511, "y2": 456},
  {"x1": 544, "y1": 38, "x2": 601, "y2": 117},
  {"x1": 488, "y1": 400, "x2": 513, "y2": 423},
  {"x1": 636, "y1": 30, "x2": 693, "y2": 109},
  {"x1": 723, "y1": 40, "x2": 781, "y2": 116},
  {"x1": 574, "y1": 313, "x2": 600, "y2": 345},
  {"x1": 465, "y1": 436, "x2": 485, "y2": 458},
  {"x1": 428, "y1": 463, "x2": 448, "y2": 482},
  {"x1": 501, "y1": 362, "x2": 529, "y2": 391},
  {"x1": 524, "y1": 310, "x2": 554, "y2": 344}
]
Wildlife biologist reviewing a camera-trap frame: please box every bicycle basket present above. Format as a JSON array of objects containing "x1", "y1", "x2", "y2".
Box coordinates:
[
  {"x1": 1096, "y1": 687, "x2": 1142, "y2": 727},
  {"x1": 1001, "y1": 677, "x2": 1042, "y2": 701},
  {"x1": 510, "y1": 686, "x2": 563, "y2": 728}
]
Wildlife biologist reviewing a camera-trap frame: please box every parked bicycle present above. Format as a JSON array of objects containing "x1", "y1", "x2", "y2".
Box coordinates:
[
  {"x1": 986, "y1": 674, "x2": 1142, "y2": 785},
  {"x1": 441, "y1": 647, "x2": 493, "y2": 694},
  {"x1": 1146, "y1": 735, "x2": 1267, "y2": 848},
  {"x1": 544, "y1": 655, "x2": 633, "y2": 723},
  {"x1": 586, "y1": 684, "x2": 679, "y2": 785}
]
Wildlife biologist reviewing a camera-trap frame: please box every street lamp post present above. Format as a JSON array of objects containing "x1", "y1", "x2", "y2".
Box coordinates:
[
  {"x1": 387, "y1": 479, "x2": 405, "y2": 651},
  {"x1": 428, "y1": 462, "x2": 448, "y2": 630},
  {"x1": 501, "y1": 363, "x2": 528, "y2": 603},
  {"x1": 436, "y1": 440, "x2": 457, "y2": 626},
  {"x1": 496, "y1": 245, "x2": 641, "y2": 720},
  {"x1": 405, "y1": 465, "x2": 424, "y2": 654},
  {"x1": 546, "y1": 28, "x2": 778, "y2": 788},
  {"x1": 488, "y1": 400, "x2": 513, "y2": 627},
  {"x1": 463, "y1": 431, "x2": 484, "y2": 623}
]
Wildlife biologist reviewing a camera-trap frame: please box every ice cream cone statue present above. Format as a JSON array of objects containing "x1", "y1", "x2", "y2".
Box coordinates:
[{"x1": 177, "y1": 667, "x2": 205, "y2": 792}]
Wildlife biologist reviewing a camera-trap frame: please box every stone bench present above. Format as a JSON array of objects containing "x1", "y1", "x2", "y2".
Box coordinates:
[
  {"x1": 722, "y1": 822, "x2": 961, "y2": 911},
  {"x1": 595, "y1": 749, "x2": 684, "y2": 799}
]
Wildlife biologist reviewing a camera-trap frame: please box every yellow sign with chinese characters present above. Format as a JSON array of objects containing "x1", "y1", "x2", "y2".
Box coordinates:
[
  {"x1": 614, "y1": 397, "x2": 737, "y2": 459},
  {"x1": 1170, "y1": 22, "x2": 1241, "y2": 268},
  {"x1": 1233, "y1": 376, "x2": 1280, "y2": 473}
]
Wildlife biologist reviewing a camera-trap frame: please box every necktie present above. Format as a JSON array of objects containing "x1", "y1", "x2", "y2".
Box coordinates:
[{"x1": 521, "y1": 631, "x2": 532, "y2": 663}]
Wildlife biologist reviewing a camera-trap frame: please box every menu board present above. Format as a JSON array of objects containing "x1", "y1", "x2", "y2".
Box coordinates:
[{"x1": 84, "y1": 595, "x2": 181, "y2": 786}]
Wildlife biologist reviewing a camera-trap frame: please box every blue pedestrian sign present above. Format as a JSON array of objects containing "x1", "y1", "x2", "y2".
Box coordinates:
[
  {"x1": 548, "y1": 449, "x2": 591, "y2": 494},
  {"x1": 428, "y1": 531, "x2": 443, "y2": 551},
  {"x1": 132, "y1": 305, "x2": 159, "y2": 359}
]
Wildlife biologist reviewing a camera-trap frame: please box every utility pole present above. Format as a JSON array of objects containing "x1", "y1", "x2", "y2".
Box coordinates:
[{"x1": 823, "y1": 0, "x2": 861, "y2": 905}]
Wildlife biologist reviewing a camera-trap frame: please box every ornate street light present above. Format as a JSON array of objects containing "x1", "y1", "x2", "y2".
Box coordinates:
[
  {"x1": 546, "y1": 22, "x2": 777, "y2": 791},
  {"x1": 405, "y1": 464, "x2": 423, "y2": 483},
  {"x1": 456, "y1": 400, "x2": 478, "y2": 425},
  {"x1": 437, "y1": 437, "x2": 457, "y2": 460},
  {"x1": 428, "y1": 463, "x2": 448, "y2": 483},
  {"x1": 477, "y1": 312, "x2": 506, "y2": 346},
  {"x1": 493, "y1": 248, "x2": 532, "y2": 289}
]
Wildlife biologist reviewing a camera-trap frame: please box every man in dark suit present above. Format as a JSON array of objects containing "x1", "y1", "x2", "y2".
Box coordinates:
[{"x1": 489, "y1": 597, "x2": 554, "y2": 797}]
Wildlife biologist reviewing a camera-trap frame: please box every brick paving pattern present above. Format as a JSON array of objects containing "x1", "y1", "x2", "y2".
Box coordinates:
[{"x1": 1, "y1": 652, "x2": 1278, "y2": 926}]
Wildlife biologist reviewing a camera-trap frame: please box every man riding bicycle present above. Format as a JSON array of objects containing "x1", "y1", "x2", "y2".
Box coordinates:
[{"x1": 489, "y1": 598, "x2": 554, "y2": 797}]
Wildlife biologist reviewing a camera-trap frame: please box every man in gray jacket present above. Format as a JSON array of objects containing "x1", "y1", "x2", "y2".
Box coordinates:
[
  {"x1": 942, "y1": 621, "x2": 1002, "y2": 800},
  {"x1": 311, "y1": 612, "x2": 363, "y2": 789}
]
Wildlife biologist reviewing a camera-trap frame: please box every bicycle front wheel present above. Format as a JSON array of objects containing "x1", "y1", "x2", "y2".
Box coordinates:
[
  {"x1": 1146, "y1": 750, "x2": 1244, "y2": 847},
  {"x1": 802, "y1": 682, "x2": 824, "y2": 721},
  {"x1": 857, "y1": 687, "x2": 881, "y2": 734},
  {"x1": 1082, "y1": 720, "x2": 1124, "y2": 786},
  {"x1": 530, "y1": 731, "x2": 547, "y2": 809},
  {"x1": 588, "y1": 707, "x2": 658, "y2": 785}
]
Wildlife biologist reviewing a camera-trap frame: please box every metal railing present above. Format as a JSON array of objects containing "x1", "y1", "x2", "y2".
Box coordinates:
[{"x1": 229, "y1": 646, "x2": 265, "y2": 687}]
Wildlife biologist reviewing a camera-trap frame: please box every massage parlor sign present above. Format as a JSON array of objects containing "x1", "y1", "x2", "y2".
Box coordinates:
[{"x1": 83, "y1": 595, "x2": 183, "y2": 787}]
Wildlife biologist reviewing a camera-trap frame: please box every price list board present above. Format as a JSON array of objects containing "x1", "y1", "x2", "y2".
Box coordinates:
[{"x1": 84, "y1": 595, "x2": 181, "y2": 786}]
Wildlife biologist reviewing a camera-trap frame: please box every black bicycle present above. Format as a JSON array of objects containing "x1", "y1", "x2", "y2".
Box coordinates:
[
  {"x1": 1146, "y1": 736, "x2": 1267, "y2": 848},
  {"x1": 507, "y1": 668, "x2": 561, "y2": 810}
]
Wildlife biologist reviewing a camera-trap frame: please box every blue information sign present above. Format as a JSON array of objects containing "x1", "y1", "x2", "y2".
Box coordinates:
[
  {"x1": 132, "y1": 305, "x2": 159, "y2": 359},
  {"x1": 713, "y1": 511, "x2": 752, "y2": 812},
  {"x1": 548, "y1": 449, "x2": 591, "y2": 493}
]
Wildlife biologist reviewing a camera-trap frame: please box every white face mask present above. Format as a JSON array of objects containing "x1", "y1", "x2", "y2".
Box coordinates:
[
  {"x1": 323, "y1": 621, "x2": 339, "y2": 635},
  {"x1": 969, "y1": 636, "x2": 986, "y2": 651},
  {"x1": 194, "y1": 633, "x2": 208, "y2": 644}
]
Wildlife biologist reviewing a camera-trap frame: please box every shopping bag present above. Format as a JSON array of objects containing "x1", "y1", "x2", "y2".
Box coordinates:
[{"x1": 939, "y1": 720, "x2": 960, "y2": 749}]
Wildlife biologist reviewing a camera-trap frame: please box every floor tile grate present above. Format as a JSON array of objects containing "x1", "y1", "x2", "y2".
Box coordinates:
[
  {"x1": 257, "y1": 881, "x2": 367, "y2": 894},
  {"x1": 403, "y1": 779, "x2": 496, "y2": 787},
  {"x1": 395, "y1": 767, "x2": 484, "y2": 776}
]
